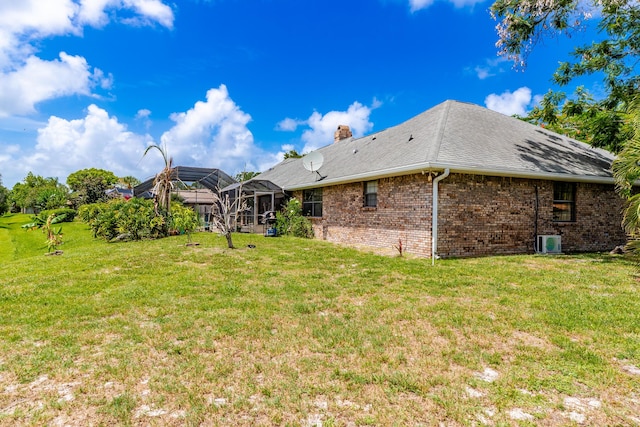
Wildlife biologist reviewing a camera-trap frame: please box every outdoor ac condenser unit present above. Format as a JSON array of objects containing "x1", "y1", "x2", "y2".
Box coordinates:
[{"x1": 537, "y1": 235, "x2": 562, "y2": 254}]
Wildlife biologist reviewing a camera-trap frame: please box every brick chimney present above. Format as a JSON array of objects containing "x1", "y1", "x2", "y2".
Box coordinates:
[{"x1": 334, "y1": 125, "x2": 352, "y2": 143}]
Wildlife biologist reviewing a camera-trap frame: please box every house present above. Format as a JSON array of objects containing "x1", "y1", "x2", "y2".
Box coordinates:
[
  {"x1": 174, "y1": 188, "x2": 218, "y2": 222},
  {"x1": 105, "y1": 186, "x2": 133, "y2": 200},
  {"x1": 250, "y1": 100, "x2": 627, "y2": 258}
]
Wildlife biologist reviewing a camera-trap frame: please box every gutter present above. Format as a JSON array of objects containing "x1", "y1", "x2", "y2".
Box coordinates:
[
  {"x1": 284, "y1": 161, "x2": 616, "y2": 191},
  {"x1": 431, "y1": 168, "x2": 450, "y2": 265}
]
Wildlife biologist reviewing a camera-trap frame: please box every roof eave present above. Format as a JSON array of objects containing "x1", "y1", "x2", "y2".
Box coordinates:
[{"x1": 283, "y1": 162, "x2": 615, "y2": 190}]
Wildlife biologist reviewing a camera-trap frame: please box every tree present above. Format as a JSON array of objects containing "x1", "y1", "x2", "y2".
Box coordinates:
[
  {"x1": 143, "y1": 144, "x2": 174, "y2": 215},
  {"x1": 491, "y1": 0, "x2": 639, "y2": 105},
  {"x1": 0, "y1": 175, "x2": 9, "y2": 215},
  {"x1": 520, "y1": 88, "x2": 633, "y2": 153},
  {"x1": 170, "y1": 203, "x2": 201, "y2": 244},
  {"x1": 612, "y1": 97, "x2": 640, "y2": 252},
  {"x1": 67, "y1": 168, "x2": 118, "y2": 206},
  {"x1": 118, "y1": 175, "x2": 140, "y2": 188},
  {"x1": 10, "y1": 173, "x2": 69, "y2": 213},
  {"x1": 234, "y1": 171, "x2": 260, "y2": 182},
  {"x1": 210, "y1": 184, "x2": 248, "y2": 249},
  {"x1": 283, "y1": 149, "x2": 302, "y2": 159},
  {"x1": 491, "y1": 0, "x2": 639, "y2": 152}
]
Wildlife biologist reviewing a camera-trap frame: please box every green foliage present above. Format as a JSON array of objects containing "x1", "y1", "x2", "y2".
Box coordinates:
[
  {"x1": 67, "y1": 168, "x2": 118, "y2": 206},
  {"x1": 234, "y1": 171, "x2": 260, "y2": 182},
  {"x1": 283, "y1": 149, "x2": 302, "y2": 159},
  {"x1": 170, "y1": 203, "x2": 201, "y2": 243},
  {"x1": 143, "y1": 144, "x2": 173, "y2": 214},
  {"x1": 492, "y1": 0, "x2": 639, "y2": 152},
  {"x1": 491, "y1": 0, "x2": 640, "y2": 107},
  {"x1": 79, "y1": 198, "x2": 167, "y2": 241},
  {"x1": 10, "y1": 172, "x2": 69, "y2": 213},
  {"x1": 612, "y1": 96, "x2": 640, "y2": 251},
  {"x1": 0, "y1": 175, "x2": 8, "y2": 215},
  {"x1": 118, "y1": 175, "x2": 140, "y2": 188},
  {"x1": 521, "y1": 88, "x2": 633, "y2": 153},
  {"x1": 275, "y1": 198, "x2": 313, "y2": 238},
  {"x1": 38, "y1": 208, "x2": 77, "y2": 223}
]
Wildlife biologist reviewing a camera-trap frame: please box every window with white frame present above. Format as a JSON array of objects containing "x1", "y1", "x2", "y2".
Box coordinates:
[{"x1": 363, "y1": 180, "x2": 378, "y2": 207}]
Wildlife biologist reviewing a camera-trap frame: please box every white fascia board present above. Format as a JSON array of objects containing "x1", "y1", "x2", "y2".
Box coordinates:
[{"x1": 284, "y1": 162, "x2": 615, "y2": 190}]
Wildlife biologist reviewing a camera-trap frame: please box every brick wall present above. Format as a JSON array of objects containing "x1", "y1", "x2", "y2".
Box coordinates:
[
  {"x1": 438, "y1": 174, "x2": 626, "y2": 257},
  {"x1": 295, "y1": 173, "x2": 627, "y2": 258},
  {"x1": 295, "y1": 173, "x2": 433, "y2": 257}
]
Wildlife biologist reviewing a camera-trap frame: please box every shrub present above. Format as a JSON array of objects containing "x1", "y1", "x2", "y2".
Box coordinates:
[
  {"x1": 275, "y1": 198, "x2": 313, "y2": 238},
  {"x1": 39, "y1": 208, "x2": 77, "y2": 222},
  {"x1": 170, "y1": 203, "x2": 201, "y2": 243},
  {"x1": 79, "y1": 198, "x2": 167, "y2": 241}
]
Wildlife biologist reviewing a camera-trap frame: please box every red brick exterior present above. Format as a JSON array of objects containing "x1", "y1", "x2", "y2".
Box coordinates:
[{"x1": 295, "y1": 173, "x2": 627, "y2": 258}]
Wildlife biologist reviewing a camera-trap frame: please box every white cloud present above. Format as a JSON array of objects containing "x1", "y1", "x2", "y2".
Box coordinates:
[
  {"x1": 276, "y1": 117, "x2": 304, "y2": 132},
  {"x1": 409, "y1": 0, "x2": 435, "y2": 12},
  {"x1": 298, "y1": 101, "x2": 377, "y2": 153},
  {"x1": 136, "y1": 108, "x2": 152, "y2": 129},
  {"x1": 470, "y1": 57, "x2": 509, "y2": 80},
  {"x1": 136, "y1": 108, "x2": 151, "y2": 119},
  {"x1": 0, "y1": 87, "x2": 286, "y2": 188},
  {"x1": 409, "y1": 0, "x2": 485, "y2": 12},
  {"x1": 158, "y1": 85, "x2": 281, "y2": 177},
  {"x1": 122, "y1": 0, "x2": 175, "y2": 29},
  {"x1": 475, "y1": 66, "x2": 493, "y2": 80},
  {"x1": 0, "y1": 0, "x2": 79, "y2": 39},
  {"x1": 1, "y1": 104, "x2": 158, "y2": 187},
  {"x1": 0, "y1": 52, "x2": 111, "y2": 117},
  {"x1": 485, "y1": 87, "x2": 533, "y2": 116},
  {"x1": 0, "y1": 0, "x2": 173, "y2": 117}
]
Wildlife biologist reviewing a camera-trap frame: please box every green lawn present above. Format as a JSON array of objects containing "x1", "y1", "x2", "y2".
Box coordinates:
[{"x1": 0, "y1": 213, "x2": 639, "y2": 426}]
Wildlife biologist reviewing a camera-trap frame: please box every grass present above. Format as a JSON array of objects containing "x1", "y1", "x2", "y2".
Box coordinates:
[{"x1": 0, "y1": 213, "x2": 639, "y2": 425}]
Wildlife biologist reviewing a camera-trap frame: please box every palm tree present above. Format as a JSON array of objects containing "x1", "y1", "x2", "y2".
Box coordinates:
[
  {"x1": 143, "y1": 144, "x2": 174, "y2": 215},
  {"x1": 612, "y1": 97, "x2": 640, "y2": 252}
]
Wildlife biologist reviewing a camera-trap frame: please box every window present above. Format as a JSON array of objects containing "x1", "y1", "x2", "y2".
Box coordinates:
[
  {"x1": 553, "y1": 182, "x2": 576, "y2": 222},
  {"x1": 302, "y1": 188, "x2": 322, "y2": 217},
  {"x1": 363, "y1": 180, "x2": 378, "y2": 207}
]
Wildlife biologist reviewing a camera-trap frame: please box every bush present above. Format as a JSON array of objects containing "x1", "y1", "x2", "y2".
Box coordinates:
[
  {"x1": 79, "y1": 198, "x2": 167, "y2": 241},
  {"x1": 275, "y1": 198, "x2": 313, "y2": 238},
  {"x1": 39, "y1": 208, "x2": 77, "y2": 223},
  {"x1": 170, "y1": 203, "x2": 201, "y2": 242}
]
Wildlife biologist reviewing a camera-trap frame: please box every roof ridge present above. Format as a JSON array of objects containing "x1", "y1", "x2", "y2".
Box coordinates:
[{"x1": 426, "y1": 100, "x2": 452, "y2": 161}]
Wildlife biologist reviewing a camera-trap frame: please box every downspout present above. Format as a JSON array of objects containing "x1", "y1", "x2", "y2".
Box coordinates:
[{"x1": 432, "y1": 168, "x2": 450, "y2": 265}]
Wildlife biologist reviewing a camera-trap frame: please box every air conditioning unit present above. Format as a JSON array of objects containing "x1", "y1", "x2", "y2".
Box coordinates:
[{"x1": 537, "y1": 235, "x2": 562, "y2": 254}]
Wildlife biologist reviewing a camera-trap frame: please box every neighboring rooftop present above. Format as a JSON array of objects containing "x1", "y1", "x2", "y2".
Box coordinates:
[{"x1": 255, "y1": 100, "x2": 616, "y2": 190}]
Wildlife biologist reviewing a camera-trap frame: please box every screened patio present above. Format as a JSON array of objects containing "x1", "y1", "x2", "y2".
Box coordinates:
[{"x1": 221, "y1": 179, "x2": 287, "y2": 233}]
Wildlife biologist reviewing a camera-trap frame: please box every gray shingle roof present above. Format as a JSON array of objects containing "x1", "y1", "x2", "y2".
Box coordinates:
[{"x1": 256, "y1": 100, "x2": 616, "y2": 190}]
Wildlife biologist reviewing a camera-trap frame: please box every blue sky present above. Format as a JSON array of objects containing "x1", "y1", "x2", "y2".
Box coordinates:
[{"x1": 0, "y1": 0, "x2": 603, "y2": 188}]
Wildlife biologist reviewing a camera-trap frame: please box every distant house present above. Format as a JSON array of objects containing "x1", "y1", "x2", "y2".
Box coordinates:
[
  {"x1": 105, "y1": 186, "x2": 133, "y2": 200},
  {"x1": 174, "y1": 188, "x2": 217, "y2": 223},
  {"x1": 249, "y1": 100, "x2": 627, "y2": 258}
]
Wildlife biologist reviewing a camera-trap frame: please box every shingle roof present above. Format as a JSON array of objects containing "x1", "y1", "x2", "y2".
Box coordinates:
[{"x1": 255, "y1": 100, "x2": 616, "y2": 190}]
